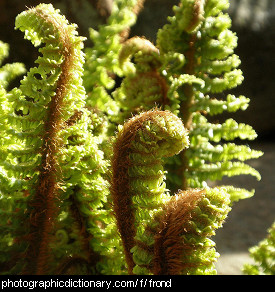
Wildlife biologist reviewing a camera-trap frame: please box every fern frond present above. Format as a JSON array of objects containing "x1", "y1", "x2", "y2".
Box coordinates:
[
  {"x1": 155, "y1": 0, "x2": 262, "y2": 197},
  {"x1": 0, "y1": 4, "x2": 110, "y2": 275}
]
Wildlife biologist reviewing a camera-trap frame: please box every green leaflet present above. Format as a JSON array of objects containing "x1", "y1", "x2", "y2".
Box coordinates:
[
  {"x1": 189, "y1": 141, "x2": 263, "y2": 163},
  {"x1": 191, "y1": 114, "x2": 258, "y2": 142},
  {"x1": 198, "y1": 54, "x2": 241, "y2": 75},
  {"x1": 187, "y1": 161, "x2": 261, "y2": 186},
  {"x1": 201, "y1": 69, "x2": 244, "y2": 93},
  {"x1": 190, "y1": 94, "x2": 250, "y2": 115},
  {"x1": 199, "y1": 30, "x2": 238, "y2": 61},
  {"x1": 0, "y1": 41, "x2": 25, "y2": 89},
  {"x1": 221, "y1": 186, "x2": 255, "y2": 202}
]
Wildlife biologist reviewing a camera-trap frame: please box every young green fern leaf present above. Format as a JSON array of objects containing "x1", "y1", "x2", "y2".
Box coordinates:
[
  {"x1": 156, "y1": 0, "x2": 263, "y2": 198},
  {"x1": 83, "y1": 0, "x2": 140, "y2": 119},
  {"x1": 111, "y1": 109, "x2": 189, "y2": 274}
]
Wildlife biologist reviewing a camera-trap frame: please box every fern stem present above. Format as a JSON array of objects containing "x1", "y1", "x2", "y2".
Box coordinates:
[
  {"x1": 178, "y1": 0, "x2": 205, "y2": 190},
  {"x1": 180, "y1": 33, "x2": 197, "y2": 190}
]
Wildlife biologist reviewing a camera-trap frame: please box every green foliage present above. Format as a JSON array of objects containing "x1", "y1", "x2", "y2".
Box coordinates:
[
  {"x1": 243, "y1": 222, "x2": 275, "y2": 275},
  {"x1": 83, "y1": 0, "x2": 138, "y2": 120},
  {"x1": 0, "y1": 0, "x2": 264, "y2": 275}
]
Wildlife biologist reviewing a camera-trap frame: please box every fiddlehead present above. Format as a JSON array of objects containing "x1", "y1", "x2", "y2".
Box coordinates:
[
  {"x1": 111, "y1": 109, "x2": 189, "y2": 274},
  {"x1": 113, "y1": 37, "x2": 170, "y2": 123},
  {"x1": 132, "y1": 187, "x2": 231, "y2": 275},
  {"x1": 14, "y1": 4, "x2": 87, "y2": 274}
]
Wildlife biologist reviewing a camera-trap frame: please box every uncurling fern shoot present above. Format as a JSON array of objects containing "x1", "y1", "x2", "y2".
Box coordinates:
[
  {"x1": 132, "y1": 187, "x2": 231, "y2": 275},
  {"x1": 0, "y1": 4, "x2": 110, "y2": 275},
  {"x1": 110, "y1": 109, "x2": 189, "y2": 274},
  {"x1": 113, "y1": 36, "x2": 169, "y2": 123}
]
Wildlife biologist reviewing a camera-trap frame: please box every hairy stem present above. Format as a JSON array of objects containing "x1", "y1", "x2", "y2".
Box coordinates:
[{"x1": 20, "y1": 7, "x2": 79, "y2": 275}]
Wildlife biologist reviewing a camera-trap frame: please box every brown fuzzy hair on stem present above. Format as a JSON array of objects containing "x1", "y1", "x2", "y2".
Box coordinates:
[
  {"x1": 118, "y1": 36, "x2": 159, "y2": 67},
  {"x1": 185, "y1": 0, "x2": 205, "y2": 33},
  {"x1": 152, "y1": 189, "x2": 204, "y2": 275}
]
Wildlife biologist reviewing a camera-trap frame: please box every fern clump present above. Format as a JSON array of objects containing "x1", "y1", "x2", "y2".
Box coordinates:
[{"x1": 0, "y1": 1, "x2": 264, "y2": 275}]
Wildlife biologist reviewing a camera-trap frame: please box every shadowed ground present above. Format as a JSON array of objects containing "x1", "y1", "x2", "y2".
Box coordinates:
[{"x1": 214, "y1": 142, "x2": 275, "y2": 274}]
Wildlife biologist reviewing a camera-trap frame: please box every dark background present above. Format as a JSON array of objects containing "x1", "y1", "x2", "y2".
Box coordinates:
[{"x1": 1, "y1": 0, "x2": 274, "y2": 274}]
